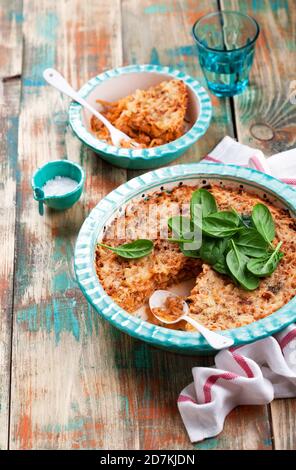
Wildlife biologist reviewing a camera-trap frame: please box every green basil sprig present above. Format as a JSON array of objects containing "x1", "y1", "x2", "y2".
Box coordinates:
[
  {"x1": 226, "y1": 240, "x2": 260, "y2": 290},
  {"x1": 166, "y1": 188, "x2": 284, "y2": 290},
  {"x1": 97, "y1": 239, "x2": 153, "y2": 259},
  {"x1": 247, "y1": 241, "x2": 283, "y2": 277}
]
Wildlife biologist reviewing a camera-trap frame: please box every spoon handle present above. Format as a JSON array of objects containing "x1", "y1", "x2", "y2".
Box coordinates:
[
  {"x1": 183, "y1": 315, "x2": 234, "y2": 350},
  {"x1": 43, "y1": 68, "x2": 113, "y2": 132}
]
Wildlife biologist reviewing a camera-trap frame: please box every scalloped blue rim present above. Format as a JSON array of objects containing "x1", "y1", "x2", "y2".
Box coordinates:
[
  {"x1": 74, "y1": 163, "x2": 296, "y2": 353},
  {"x1": 68, "y1": 64, "x2": 212, "y2": 162}
]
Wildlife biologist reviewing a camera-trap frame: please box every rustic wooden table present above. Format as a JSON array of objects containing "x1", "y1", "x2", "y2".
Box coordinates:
[{"x1": 1, "y1": 0, "x2": 295, "y2": 450}]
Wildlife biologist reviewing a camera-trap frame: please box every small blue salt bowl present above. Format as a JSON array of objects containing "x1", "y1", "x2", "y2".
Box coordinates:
[{"x1": 31, "y1": 160, "x2": 85, "y2": 215}]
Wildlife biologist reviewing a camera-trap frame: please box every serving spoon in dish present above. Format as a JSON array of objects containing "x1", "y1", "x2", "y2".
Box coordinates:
[
  {"x1": 43, "y1": 68, "x2": 140, "y2": 148},
  {"x1": 149, "y1": 290, "x2": 234, "y2": 350}
]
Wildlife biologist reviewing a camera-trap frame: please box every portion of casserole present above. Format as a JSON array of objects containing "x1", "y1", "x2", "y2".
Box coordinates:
[
  {"x1": 90, "y1": 79, "x2": 188, "y2": 148},
  {"x1": 95, "y1": 184, "x2": 296, "y2": 331}
]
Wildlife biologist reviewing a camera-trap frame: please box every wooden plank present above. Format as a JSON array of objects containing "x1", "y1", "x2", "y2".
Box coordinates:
[
  {"x1": 0, "y1": 0, "x2": 23, "y2": 78},
  {"x1": 222, "y1": 0, "x2": 296, "y2": 450},
  {"x1": 271, "y1": 398, "x2": 296, "y2": 449},
  {"x1": 121, "y1": 0, "x2": 272, "y2": 450},
  {"x1": 223, "y1": 0, "x2": 296, "y2": 155},
  {"x1": 0, "y1": 0, "x2": 23, "y2": 450},
  {"x1": 9, "y1": 0, "x2": 138, "y2": 450}
]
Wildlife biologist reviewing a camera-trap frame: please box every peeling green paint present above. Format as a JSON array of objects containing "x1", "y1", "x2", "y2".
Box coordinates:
[
  {"x1": 166, "y1": 45, "x2": 196, "y2": 57},
  {"x1": 36, "y1": 12, "x2": 59, "y2": 41},
  {"x1": 144, "y1": 4, "x2": 173, "y2": 15},
  {"x1": 133, "y1": 343, "x2": 152, "y2": 370},
  {"x1": 150, "y1": 47, "x2": 161, "y2": 65}
]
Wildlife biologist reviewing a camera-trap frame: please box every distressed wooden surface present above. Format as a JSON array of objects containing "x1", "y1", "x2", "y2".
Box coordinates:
[
  {"x1": 223, "y1": 0, "x2": 296, "y2": 155},
  {"x1": 0, "y1": 0, "x2": 23, "y2": 449},
  {"x1": 0, "y1": 0, "x2": 295, "y2": 450}
]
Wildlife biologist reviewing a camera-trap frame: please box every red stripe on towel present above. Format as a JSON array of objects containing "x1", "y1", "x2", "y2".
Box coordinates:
[
  {"x1": 204, "y1": 155, "x2": 223, "y2": 163},
  {"x1": 249, "y1": 155, "x2": 266, "y2": 172},
  {"x1": 203, "y1": 372, "x2": 238, "y2": 403},
  {"x1": 231, "y1": 351, "x2": 254, "y2": 378},
  {"x1": 177, "y1": 394, "x2": 197, "y2": 404},
  {"x1": 279, "y1": 328, "x2": 296, "y2": 350}
]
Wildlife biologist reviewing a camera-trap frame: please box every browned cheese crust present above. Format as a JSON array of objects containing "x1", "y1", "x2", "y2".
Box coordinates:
[
  {"x1": 90, "y1": 79, "x2": 188, "y2": 148},
  {"x1": 95, "y1": 184, "x2": 296, "y2": 331}
]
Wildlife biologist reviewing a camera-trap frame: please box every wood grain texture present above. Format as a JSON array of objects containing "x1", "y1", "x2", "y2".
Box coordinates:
[
  {"x1": 222, "y1": 0, "x2": 296, "y2": 155},
  {"x1": 271, "y1": 398, "x2": 296, "y2": 449},
  {"x1": 9, "y1": 0, "x2": 132, "y2": 450},
  {"x1": 0, "y1": 0, "x2": 23, "y2": 78},
  {"x1": 0, "y1": 0, "x2": 23, "y2": 450}
]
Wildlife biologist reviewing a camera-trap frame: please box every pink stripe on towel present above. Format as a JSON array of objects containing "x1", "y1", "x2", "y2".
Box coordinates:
[
  {"x1": 249, "y1": 155, "x2": 266, "y2": 172},
  {"x1": 279, "y1": 328, "x2": 296, "y2": 350},
  {"x1": 231, "y1": 351, "x2": 254, "y2": 378},
  {"x1": 177, "y1": 394, "x2": 197, "y2": 404},
  {"x1": 203, "y1": 372, "x2": 238, "y2": 403}
]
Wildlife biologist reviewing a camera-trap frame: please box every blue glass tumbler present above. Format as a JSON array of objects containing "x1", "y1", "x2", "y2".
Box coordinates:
[{"x1": 192, "y1": 11, "x2": 260, "y2": 97}]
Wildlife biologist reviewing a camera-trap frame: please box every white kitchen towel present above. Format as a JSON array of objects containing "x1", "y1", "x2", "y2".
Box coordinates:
[
  {"x1": 204, "y1": 135, "x2": 296, "y2": 185},
  {"x1": 178, "y1": 136, "x2": 296, "y2": 443}
]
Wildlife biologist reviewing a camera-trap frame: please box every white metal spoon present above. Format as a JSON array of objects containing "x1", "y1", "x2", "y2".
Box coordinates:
[
  {"x1": 43, "y1": 68, "x2": 140, "y2": 148},
  {"x1": 149, "y1": 290, "x2": 234, "y2": 350}
]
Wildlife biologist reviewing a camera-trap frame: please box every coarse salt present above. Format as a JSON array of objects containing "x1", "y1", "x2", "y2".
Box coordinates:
[{"x1": 42, "y1": 176, "x2": 78, "y2": 197}]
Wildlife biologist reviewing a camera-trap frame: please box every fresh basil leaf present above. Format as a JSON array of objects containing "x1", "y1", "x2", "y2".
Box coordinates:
[
  {"x1": 200, "y1": 237, "x2": 229, "y2": 265},
  {"x1": 167, "y1": 237, "x2": 194, "y2": 243},
  {"x1": 97, "y1": 239, "x2": 153, "y2": 259},
  {"x1": 179, "y1": 244, "x2": 201, "y2": 258},
  {"x1": 168, "y1": 216, "x2": 193, "y2": 237},
  {"x1": 235, "y1": 228, "x2": 269, "y2": 258},
  {"x1": 247, "y1": 241, "x2": 283, "y2": 277},
  {"x1": 251, "y1": 203, "x2": 275, "y2": 244},
  {"x1": 213, "y1": 256, "x2": 229, "y2": 275},
  {"x1": 240, "y1": 214, "x2": 253, "y2": 228},
  {"x1": 232, "y1": 208, "x2": 253, "y2": 228},
  {"x1": 190, "y1": 188, "x2": 217, "y2": 219},
  {"x1": 202, "y1": 211, "x2": 242, "y2": 238},
  {"x1": 226, "y1": 240, "x2": 259, "y2": 290},
  {"x1": 167, "y1": 217, "x2": 200, "y2": 257}
]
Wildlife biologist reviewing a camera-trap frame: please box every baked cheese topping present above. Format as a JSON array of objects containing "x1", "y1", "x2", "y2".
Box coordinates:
[
  {"x1": 90, "y1": 79, "x2": 188, "y2": 148},
  {"x1": 95, "y1": 184, "x2": 296, "y2": 331}
]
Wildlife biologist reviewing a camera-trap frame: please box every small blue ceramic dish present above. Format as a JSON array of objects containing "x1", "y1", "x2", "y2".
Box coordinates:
[
  {"x1": 74, "y1": 163, "x2": 296, "y2": 355},
  {"x1": 32, "y1": 160, "x2": 85, "y2": 215},
  {"x1": 68, "y1": 64, "x2": 212, "y2": 170}
]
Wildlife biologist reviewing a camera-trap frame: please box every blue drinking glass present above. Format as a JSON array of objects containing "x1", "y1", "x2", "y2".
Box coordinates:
[{"x1": 192, "y1": 11, "x2": 260, "y2": 97}]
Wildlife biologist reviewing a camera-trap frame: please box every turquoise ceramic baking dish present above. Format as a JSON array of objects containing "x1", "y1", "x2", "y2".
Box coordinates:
[
  {"x1": 74, "y1": 163, "x2": 296, "y2": 355},
  {"x1": 68, "y1": 64, "x2": 212, "y2": 170}
]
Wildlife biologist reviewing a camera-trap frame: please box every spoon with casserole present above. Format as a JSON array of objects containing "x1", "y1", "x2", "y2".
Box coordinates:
[{"x1": 149, "y1": 290, "x2": 234, "y2": 350}]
